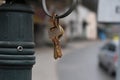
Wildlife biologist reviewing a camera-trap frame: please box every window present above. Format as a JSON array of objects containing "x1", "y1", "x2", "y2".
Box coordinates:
[
  {"x1": 101, "y1": 43, "x2": 116, "y2": 52},
  {"x1": 108, "y1": 43, "x2": 116, "y2": 52}
]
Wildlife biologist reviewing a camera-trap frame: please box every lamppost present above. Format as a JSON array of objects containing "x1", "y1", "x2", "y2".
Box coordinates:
[{"x1": 0, "y1": 0, "x2": 35, "y2": 80}]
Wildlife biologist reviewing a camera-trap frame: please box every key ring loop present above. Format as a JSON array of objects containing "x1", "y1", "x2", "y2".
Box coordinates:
[{"x1": 42, "y1": 0, "x2": 77, "y2": 19}]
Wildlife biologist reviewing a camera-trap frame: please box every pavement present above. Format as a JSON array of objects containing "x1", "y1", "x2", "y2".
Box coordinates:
[{"x1": 32, "y1": 40, "x2": 100, "y2": 80}]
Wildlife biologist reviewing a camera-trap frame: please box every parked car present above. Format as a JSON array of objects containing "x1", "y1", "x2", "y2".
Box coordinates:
[{"x1": 98, "y1": 41, "x2": 119, "y2": 75}]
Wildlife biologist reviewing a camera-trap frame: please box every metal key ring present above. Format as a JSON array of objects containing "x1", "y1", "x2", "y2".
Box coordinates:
[{"x1": 42, "y1": 0, "x2": 77, "y2": 19}]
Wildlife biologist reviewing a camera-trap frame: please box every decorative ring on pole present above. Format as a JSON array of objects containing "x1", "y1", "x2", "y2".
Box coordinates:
[{"x1": 42, "y1": 0, "x2": 77, "y2": 18}]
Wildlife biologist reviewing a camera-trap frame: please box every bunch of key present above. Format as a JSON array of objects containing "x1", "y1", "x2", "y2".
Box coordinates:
[{"x1": 48, "y1": 13, "x2": 64, "y2": 59}]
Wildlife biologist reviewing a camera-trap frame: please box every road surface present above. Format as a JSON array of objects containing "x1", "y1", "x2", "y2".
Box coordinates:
[{"x1": 57, "y1": 41, "x2": 115, "y2": 80}]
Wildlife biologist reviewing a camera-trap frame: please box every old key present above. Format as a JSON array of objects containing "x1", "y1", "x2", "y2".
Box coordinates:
[{"x1": 48, "y1": 14, "x2": 64, "y2": 59}]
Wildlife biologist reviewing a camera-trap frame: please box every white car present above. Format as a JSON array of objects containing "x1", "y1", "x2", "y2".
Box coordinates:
[{"x1": 98, "y1": 41, "x2": 119, "y2": 75}]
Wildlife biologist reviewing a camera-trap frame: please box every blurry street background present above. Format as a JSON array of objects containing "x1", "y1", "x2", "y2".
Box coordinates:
[
  {"x1": 31, "y1": 0, "x2": 117, "y2": 80},
  {"x1": 0, "y1": 0, "x2": 117, "y2": 80}
]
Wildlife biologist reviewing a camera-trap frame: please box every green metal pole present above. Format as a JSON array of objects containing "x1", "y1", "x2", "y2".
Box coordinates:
[{"x1": 0, "y1": 3, "x2": 35, "y2": 80}]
